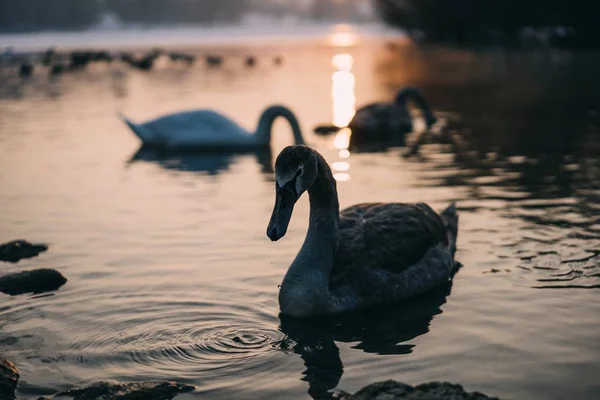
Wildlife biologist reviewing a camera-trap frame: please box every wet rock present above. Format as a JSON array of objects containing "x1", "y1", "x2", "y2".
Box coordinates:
[
  {"x1": 0, "y1": 356, "x2": 19, "y2": 400},
  {"x1": 0, "y1": 269, "x2": 67, "y2": 296},
  {"x1": 55, "y1": 380, "x2": 195, "y2": 400},
  {"x1": 336, "y1": 380, "x2": 499, "y2": 400},
  {"x1": 0, "y1": 240, "x2": 48, "y2": 263},
  {"x1": 0, "y1": 337, "x2": 18, "y2": 346}
]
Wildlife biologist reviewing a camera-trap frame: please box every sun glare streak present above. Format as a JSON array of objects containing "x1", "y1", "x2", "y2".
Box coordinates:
[
  {"x1": 332, "y1": 71, "x2": 356, "y2": 128},
  {"x1": 334, "y1": 127, "x2": 351, "y2": 150},
  {"x1": 331, "y1": 161, "x2": 350, "y2": 171},
  {"x1": 328, "y1": 24, "x2": 358, "y2": 47},
  {"x1": 333, "y1": 172, "x2": 351, "y2": 182},
  {"x1": 332, "y1": 53, "x2": 353, "y2": 71},
  {"x1": 330, "y1": 51, "x2": 356, "y2": 182},
  {"x1": 331, "y1": 54, "x2": 355, "y2": 128}
]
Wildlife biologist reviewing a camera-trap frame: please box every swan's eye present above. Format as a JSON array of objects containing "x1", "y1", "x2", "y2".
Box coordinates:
[{"x1": 276, "y1": 167, "x2": 303, "y2": 192}]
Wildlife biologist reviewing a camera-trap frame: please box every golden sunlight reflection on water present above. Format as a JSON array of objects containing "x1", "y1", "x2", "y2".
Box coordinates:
[
  {"x1": 333, "y1": 128, "x2": 351, "y2": 150},
  {"x1": 331, "y1": 54, "x2": 356, "y2": 127},
  {"x1": 331, "y1": 53, "x2": 355, "y2": 182},
  {"x1": 328, "y1": 24, "x2": 359, "y2": 47}
]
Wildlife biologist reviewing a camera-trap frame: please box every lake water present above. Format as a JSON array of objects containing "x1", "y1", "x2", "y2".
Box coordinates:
[{"x1": 1, "y1": 28, "x2": 600, "y2": 400}]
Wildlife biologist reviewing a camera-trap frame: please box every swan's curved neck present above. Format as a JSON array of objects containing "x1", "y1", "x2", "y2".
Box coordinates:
[
  {"x1": 254, "y1": 105, "x2": 305, "y2": 145},
  {"x1": 395, "y1": 87, "x2": 437, "y2": 127},
  {"x1": 279, "y1": 152, "x2": 340, "y2": 316}
]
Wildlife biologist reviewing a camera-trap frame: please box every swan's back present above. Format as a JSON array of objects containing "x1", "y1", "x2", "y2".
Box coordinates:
[
  {"x1": 332, "y1": 202, "x2": 455, "y2": 300},
  {"x1": 349, "y1": 103, "x2": 413, "y2": 147},
  {"x1": 139, "y1": 110, "x2": 253, "y2": 148}
]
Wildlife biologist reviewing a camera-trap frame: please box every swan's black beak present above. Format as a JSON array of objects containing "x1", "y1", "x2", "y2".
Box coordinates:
[{"x1": 267, "y1": 185, "x2": 297, "y2": 242}]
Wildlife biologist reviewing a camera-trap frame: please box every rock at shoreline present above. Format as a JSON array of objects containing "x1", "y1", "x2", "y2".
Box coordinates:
[
  {"x1": 336, "y1": 380, "x2": 499, "y2": 400},
  {"x1": 55, "y1": 380, "x2": 195, "y2": 400},
  {"x1": 0, "y1": 269, "x2": 67, "y2": 296},
  {"x1": 0, "y1": 240, "x2": 48, "y2": 263},
  {"x1": 0, "y1": 356, "x2": 19, "y2": 400}
]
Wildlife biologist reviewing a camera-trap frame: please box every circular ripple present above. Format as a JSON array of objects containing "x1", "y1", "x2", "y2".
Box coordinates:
[
  {"x1": 51, "y1": 293, "x2": 284, "y2": 379},
  {"x1": 127, "y1": 323, "x2": 279, "y2": 368}
]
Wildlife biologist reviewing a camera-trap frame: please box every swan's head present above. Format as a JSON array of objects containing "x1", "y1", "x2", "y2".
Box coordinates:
[{"x1": 267, "y1": 145, "x2": 318, "y2": 241}]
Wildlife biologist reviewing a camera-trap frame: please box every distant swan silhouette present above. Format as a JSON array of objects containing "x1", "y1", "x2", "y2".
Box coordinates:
[
  {"x1": 314, "y1": 86, "x2": 437, "y2": 148},
  {"x1": 120, "y1": 105, "x2": 305, "y2": 150},
  {"x1": 267, "y1": 145, "x2": 459, "y2": 317}
]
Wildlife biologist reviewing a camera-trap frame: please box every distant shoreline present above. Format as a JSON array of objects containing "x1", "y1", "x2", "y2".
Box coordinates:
[{"x1": 0, "y1": 22, "x2": 406, "y2": 51}]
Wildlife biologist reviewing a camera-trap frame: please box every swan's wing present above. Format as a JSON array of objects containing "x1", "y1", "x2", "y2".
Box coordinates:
[
  {"x1": 333, "y1": 202, "x2": 447, "y2": 281},
  {"x1": 352, "y1": 103, "x2": 410, "y2": 124},
  {"x1": 144, "y1": 110, "x2": 252, "y2": 146},
  {"x1": 349, "y1": 103, "x2": 412, "y2": 143}
]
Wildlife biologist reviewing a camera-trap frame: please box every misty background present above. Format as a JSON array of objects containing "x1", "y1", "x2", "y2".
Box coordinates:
[
  {"x1": 1, "y1": 0, "x2": 599, "y2": 48},
  {"x1": 0, "y1": 0, "x2": 377, "y2": 33}
]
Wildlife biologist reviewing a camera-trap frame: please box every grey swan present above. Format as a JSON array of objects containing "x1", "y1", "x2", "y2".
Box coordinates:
[
  {"x1": 266, "y1": 145, "x2": 459, "y2": 317},
  {"x1": 314, "y1": 86, "x2": 437, "y2": 149}
]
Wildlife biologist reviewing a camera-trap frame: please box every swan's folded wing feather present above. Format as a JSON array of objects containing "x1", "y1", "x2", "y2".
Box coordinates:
[
  {"x1": 334, "y1": 202, "x2": 447, "y2": 281},
  {"x1": 349, "y1": 104, "x2": 412, "y2": 143},
  {"x1": 147, "y1": 110, "x2": 250, "y2": 142}
]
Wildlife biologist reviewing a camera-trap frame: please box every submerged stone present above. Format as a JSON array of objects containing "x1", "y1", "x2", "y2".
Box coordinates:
[
  {"x1": 0, "y1": 269, "x2": 67, "y2": 296},
  {"x1": 0, "y1": 356, "x2": 19, "y2": 400},
  {"x1": 55, "y1": 380, "x2": 195, "y2": 400},
  {"x1": 0, "y1": 240, "x2": 48, "y2": 263},
  {"x1": 336, "y1": 380, "x2": 499, "y2": 400}
]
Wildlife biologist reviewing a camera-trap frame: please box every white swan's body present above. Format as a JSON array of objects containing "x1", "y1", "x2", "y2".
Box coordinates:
[{"x1": 120, "y1": 105, "x2": 304, "y2": 150}]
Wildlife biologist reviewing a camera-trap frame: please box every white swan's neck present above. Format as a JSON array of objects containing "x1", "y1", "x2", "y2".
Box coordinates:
[
  {"x1": 279, "y1": 153, "x2": 340, "y2": 317},
  {"x1": 254, "y1": 105, "x2": 305, "y2": 146}
]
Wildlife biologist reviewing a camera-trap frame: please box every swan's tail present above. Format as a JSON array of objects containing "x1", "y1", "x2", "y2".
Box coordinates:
[
  {"x1": 118, "y1": 113, "x2": 154, "y2": 144},
  {"x1": 313, "y1": 124, "x2": 342, "y2": 136},
  {"x1": 440, "y1": 202, "x2": 459, "y2": 261}
]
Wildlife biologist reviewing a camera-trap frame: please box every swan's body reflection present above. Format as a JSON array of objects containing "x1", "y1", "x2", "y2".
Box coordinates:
[
  {"x1": 127, "y1": 146, "x2": 274, "y2": 175},
  {"x1": 277, "y1": 282, "x2": 454, "y2": 399}
]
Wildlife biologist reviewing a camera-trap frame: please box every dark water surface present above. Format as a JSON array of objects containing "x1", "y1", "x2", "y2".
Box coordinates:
[{"x1": 1, "y1": 33, "x2": 600, "y2": 399}]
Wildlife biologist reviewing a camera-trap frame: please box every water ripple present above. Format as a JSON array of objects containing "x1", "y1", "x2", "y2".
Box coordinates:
[
  {"x1": 515, "y1": 251, "x2": 600, "y2": 289},
  {"x1": 46, "y1": 294, "x2": 285, "y2": 379},
  {"x1": 127, "y1": 327, "x2": 275, "y2": 373}
]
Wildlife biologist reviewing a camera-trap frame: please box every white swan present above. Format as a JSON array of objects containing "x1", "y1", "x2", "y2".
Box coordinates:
[{"x1": 120, "y1": 105, "x2": 305, "y2": 150}]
